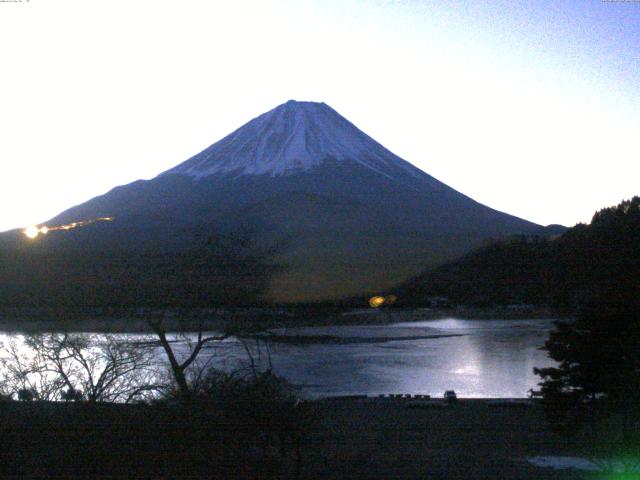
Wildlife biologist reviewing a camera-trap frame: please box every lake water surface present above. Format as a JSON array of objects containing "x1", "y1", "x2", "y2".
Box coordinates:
[
  {"x1": 255, "y1": 318, "x2": 557, "y2": 398},
  {"x1": 0, "y1": 318, "x2": 558, "y2": 399}
]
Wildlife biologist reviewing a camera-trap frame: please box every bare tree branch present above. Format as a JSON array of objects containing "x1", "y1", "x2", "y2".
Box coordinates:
[{"x1": 0, "y1": 332, "x2": 160, "y2": 403}]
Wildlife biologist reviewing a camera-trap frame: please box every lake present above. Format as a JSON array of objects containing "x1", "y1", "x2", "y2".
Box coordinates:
[
  {"x1": 0, "y1": 318, "x2": 558, "y2": 399},
  {"x1": 250, "y1": 318, "x2": 558, "y2": 398}
]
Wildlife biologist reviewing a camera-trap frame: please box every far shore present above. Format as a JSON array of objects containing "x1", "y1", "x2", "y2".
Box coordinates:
[{"x1": 0, "y1": 305, "x2": 569, "y2": 333}]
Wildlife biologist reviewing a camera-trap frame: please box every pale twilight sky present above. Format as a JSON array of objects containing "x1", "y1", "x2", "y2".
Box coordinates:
[{"x1": 1, "y1": 0, "x2": 638, "y2": 232}]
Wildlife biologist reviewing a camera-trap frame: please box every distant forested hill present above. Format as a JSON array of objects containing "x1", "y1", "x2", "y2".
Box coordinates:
[
  {"x1": 0, "y1": 232, "x2": 281, "y2": 309},
  {"x1": 399, "y1": 197, "x2": 640, "y2": 313}
]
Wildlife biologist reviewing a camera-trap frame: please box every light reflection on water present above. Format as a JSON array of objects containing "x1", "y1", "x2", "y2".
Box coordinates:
[
  {"x1": 257, "y1": 318, "x2": 557, "y2": 398},
  {"x1": 0, "y1": 318, "x2": 557, "y2": 399}
]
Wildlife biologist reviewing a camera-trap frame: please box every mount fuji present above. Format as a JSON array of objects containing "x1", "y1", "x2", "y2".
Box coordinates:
[{"x1": 3, "y1": 100, "x2": 555, "y2": 304}]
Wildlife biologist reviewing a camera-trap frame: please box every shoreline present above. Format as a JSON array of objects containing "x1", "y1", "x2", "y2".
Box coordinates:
[{"x1": 0, "y1": 305, "x2": 568, "y2": 333}]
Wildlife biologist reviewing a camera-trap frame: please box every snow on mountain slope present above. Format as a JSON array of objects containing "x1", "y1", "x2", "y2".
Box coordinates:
[{"x1": 163, "y1": 100, "x2": 425, "y2": 181}]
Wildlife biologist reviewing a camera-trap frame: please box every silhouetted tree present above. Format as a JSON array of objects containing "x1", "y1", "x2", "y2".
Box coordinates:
[
  {"x1": 147, "y1": 316, "x2": 228, "y2": 398},
  {"x1": 146, "y1": 313, "x2": 318, "y2": 478},
  {"x1": 535, "y1": 294, "x2": 640, "y2": 453},
  {"x1": 0, "y1": 332, "x2": 161, "y2": 402},
  {"x1": 17, "y1": 388, "x2": 34, "y2": 401},
  {"x1": 533, "y1": 198, "x2": 640, "y2": 465}
]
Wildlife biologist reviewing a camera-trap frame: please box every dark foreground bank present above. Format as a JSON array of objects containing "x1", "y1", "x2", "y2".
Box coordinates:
[{"x1": 0, "y1": 398, "x2": 601, "y2": 480}]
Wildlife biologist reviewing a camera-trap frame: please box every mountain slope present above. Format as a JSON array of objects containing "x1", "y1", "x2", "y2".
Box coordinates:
[{"x1": 2, "y1": 100, "x2": 552, "y2": 304}]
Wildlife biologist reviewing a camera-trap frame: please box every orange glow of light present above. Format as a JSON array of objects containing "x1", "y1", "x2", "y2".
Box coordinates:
[
  {"x1": 369, "y1": 296, "x2": 386, "y2": 308},
  {"x1": 22, "y1": 217, "x2": 114, "y2": 239},
  {"x1": 368, "y1": 295, "x2": 398, "y2": 309},
  {"x1": 24, "y1": 226, "x2": 40, "y2": 239}
]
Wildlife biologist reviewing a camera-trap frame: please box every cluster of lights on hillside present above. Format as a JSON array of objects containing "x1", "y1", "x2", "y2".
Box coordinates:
[{"x1": 23, "y1": 217, "x2": 114, "y2": 239}]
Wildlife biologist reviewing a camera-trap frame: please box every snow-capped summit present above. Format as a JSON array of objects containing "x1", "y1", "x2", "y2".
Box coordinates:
[{"x1": 163, "y1": 100, "x2": 422, "y2": 180}]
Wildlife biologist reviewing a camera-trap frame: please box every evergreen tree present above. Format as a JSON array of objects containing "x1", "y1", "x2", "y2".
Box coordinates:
[
  {"x1": 534, "y1": 197, "x2": 640, "y2": 454},
  {"x1": 535, "y1": 296, "x2": 640, "y2": 438}
]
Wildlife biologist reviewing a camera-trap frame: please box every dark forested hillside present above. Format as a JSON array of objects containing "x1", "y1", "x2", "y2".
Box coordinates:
[
  {"x1": 0, "y1": 231, "x2": 281, "y2": 309},
  {"x1": 399, "y1": 197, "x2": 640, "y2": 312}
]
